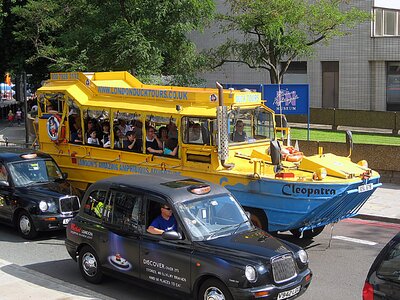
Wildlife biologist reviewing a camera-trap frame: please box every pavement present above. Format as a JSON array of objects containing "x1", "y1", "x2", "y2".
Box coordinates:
[{"x1": 0, "y1": 120, "x2": 398, "y2": 299}]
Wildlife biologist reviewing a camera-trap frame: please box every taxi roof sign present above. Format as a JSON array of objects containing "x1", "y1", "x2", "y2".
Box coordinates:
[{"x1": 188, "y1": 185, "x2": 211, "y2": 195}]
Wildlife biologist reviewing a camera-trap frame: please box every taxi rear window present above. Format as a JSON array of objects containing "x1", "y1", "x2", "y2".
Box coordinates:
[{"x1": 161, "y1": 179, "x2": 204, "y2": 189}]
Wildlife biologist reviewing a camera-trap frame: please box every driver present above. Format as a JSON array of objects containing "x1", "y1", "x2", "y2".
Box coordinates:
[{"x1": 147, "y1": 204, "x2": 177, "y2": 235}]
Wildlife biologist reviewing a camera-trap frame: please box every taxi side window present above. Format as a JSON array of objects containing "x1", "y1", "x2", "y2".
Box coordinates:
[
  {"x1": 103, "y1": 191, "x2": 142, "y2": 233},
  {"x1": 83, "y1": 190, "x2": 108, "y2": 219}
]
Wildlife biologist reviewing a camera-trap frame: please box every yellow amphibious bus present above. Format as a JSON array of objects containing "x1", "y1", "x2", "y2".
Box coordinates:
[{"x1": 36, "y1": 71, "x2": 381, "y2": 238}]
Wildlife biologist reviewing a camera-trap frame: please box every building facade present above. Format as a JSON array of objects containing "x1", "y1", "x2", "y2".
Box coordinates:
[{"x1": 191, "y1": 0, "x2": 400, "y2": 111}]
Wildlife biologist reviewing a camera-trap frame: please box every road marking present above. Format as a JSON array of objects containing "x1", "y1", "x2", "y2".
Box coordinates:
[{"x1": 333, "y1": 235, "x2": 377, "y2": 245}]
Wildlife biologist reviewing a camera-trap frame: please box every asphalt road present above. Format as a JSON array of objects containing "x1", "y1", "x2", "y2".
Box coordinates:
[{"x1": 0, "y1": 218, "x2": 399, "y2": 300}]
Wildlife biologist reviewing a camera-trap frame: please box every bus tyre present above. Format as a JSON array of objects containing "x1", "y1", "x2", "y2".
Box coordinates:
[
  {"x1": 246, "y1": 208, "x2": 268, "y2": 231},
  {"x1": 79, "y1": 246, "x2": 103, "y2": 284},
  {"x1": 17, "y1": 211, "x2": 38, "y2": 239},
  {"x1": 290, "y1": 226, "x2": 325, "y2": 239},
  {"x1": 198, "y1": 278, "x2": 233, "y2": 300}
]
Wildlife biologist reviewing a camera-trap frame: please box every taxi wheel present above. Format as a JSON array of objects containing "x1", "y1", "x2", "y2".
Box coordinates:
[
  {"x1": 198, "y1": 278, "x2": 233, "y2": 300},
  {"x1": 17, "y1": 212, "x2": 38, "y2": 239},
  {"x1": 79, "y1": 246, "x2": 103, "y2": 284},
  {"x1": 290, "y1": 226, "x2": 325, "y2": 239}
]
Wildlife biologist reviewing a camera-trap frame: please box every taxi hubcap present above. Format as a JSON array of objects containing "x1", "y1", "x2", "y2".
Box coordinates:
[
  {"x1": 82, "y1": 252, "x2": 97, "y2": 277},
  {"x1": 19, "y1": 215, "x2": 31, "y2": 235},
  {"x1": 204, "y1": 287, "x2": 225, "y2": 300}
]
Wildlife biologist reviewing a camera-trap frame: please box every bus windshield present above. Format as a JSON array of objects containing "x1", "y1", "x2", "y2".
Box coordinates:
[{"x1": 228, "y1": 106, "x2": 274, "y2": 144}]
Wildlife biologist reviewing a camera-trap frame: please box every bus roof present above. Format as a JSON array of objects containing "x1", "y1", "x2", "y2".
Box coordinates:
[{"x1": 37, "y1": 71, "x2": 263, "y2": 116}]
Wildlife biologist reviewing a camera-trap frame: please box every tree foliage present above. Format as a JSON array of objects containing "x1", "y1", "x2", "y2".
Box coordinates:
[
  {"x1": 208, "y1": 0, "x2": 370, "y2": 84},
  {"x1": 5, "y1": 0, "x2": 215, "y2": 86}
]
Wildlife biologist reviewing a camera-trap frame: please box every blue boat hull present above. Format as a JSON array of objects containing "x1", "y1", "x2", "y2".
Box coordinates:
[{"x1": 223, "y1": 176, "x2": 381, "y2": 232}]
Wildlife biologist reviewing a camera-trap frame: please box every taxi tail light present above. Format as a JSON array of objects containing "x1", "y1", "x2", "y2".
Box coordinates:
[{"x1": 362, "y1": 281, "x2": 374, "y2": 300}]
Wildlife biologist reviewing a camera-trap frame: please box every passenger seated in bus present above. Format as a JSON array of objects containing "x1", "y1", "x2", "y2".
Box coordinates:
[
  {"x1": 85, "y1": 119, "x2": 98, "y2": 141},
  {"x1": 164, "y1": 138, "x2": 178, "y2": 157},
  {"x1": 146, "y1": 126, "x2": 163, "y2": 154},
  {"x1": 189, "y1": 123, "x2": 203, "y2": 144},
  {"x1": 232, "y1": 120, "x2": 247, "y2": 142},
  {"x1": 71, "y1": 128, "x2": 83, "y2": 144},
  {"x1": 87, "y1": 130, "x2": 100, "y2": 146},
  {"x1": 123, "y1": 130, "x2": 142, "y2": 153},
  {"x1": 113, "y1": 126, "x2": 125, "y2": 148},
  {"x1": 158, "y1": 126, "x2": 168, "y2": 144},
  {"x1": 101, "y1": 122, "x2": 111, "y2": 148},
  {"x1": 118, "y1": 119, "x2": 132, "y2": 136}
]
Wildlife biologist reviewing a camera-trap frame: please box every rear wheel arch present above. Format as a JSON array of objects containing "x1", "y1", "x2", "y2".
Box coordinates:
[{"x1": 243, "y1": 206, "x2": 268, "y2": 231}]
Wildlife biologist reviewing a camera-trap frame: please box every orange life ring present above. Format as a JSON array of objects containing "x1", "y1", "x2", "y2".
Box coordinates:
[{"x1": 282, "y1": 147, "x2": 303, "y2": 162}]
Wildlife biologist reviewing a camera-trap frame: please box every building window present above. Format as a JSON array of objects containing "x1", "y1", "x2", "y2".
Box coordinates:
[
  {"x1": 386, "y1": 62, "x2": 400, "y2": 111},
  {"x1": 374, "y1": 8, "x2": 400, "y2": 36}
]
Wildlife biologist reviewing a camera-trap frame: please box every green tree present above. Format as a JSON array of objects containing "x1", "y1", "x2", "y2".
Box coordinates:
[
  {"x1": 11, "y1": 0, "x2": 215, "y2": 85},
  {"x1": 209, "y1": 0, "x2": 370, "y2": 84}
]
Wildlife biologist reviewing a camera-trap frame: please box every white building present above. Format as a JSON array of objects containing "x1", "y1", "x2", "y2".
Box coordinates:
[{"x1": 191, "y1": 0, "x2": 400, "y2": 111}]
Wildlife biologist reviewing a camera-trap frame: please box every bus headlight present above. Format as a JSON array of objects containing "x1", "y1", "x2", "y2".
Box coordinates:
[
  {"x1": 245, "y1": 265, "x2": 257, "y2": 282},
  {"x1": 357, "y1": 160, "x2": 368, "y2": 168},
  {"x1": 315, "y1": 168, "x2": 327, "y2": 180}
]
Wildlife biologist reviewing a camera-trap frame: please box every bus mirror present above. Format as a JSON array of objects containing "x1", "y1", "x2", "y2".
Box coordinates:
[
  {"x1": 270, "y1": 140, "x2": 282, "y2": 166},
  {"x1": 346, "y1": 130, "x2": 353, "y2": 158}
]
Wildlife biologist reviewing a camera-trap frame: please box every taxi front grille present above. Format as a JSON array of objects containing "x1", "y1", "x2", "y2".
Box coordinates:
[
  {"x1": 271, "y1": 254, "x2": 297, "y2": 284},
  {"x1": 59, "y1": 196, "x2": 80, "y2": 214}
]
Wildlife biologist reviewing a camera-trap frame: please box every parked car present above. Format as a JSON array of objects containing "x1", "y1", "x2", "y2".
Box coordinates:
[
  {"x1": 363, "y1": 232, "x2": 400, "y2": 300},
  {"x1": 66, "y1": 174, "x2": 312, "y2": 300},
  {"x1": 0, "y1": 152, "x2": 80, "y2": 239}
]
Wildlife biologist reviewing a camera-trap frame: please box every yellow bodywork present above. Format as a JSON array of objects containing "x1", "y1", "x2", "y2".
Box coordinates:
[{"x1": 36, "y1": 71, "x2": 378, "y2": 192}]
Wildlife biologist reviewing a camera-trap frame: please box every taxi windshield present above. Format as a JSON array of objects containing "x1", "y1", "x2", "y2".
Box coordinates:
[
  {"x1": 228, "y1": 106, "x2": 274, "y2": 144},
  {"x1": 177, "y1": 194, "x2": 252, "y2": 241},
  {"x1": 8, "y1": 159, "x2": 64, "y2": 187}
]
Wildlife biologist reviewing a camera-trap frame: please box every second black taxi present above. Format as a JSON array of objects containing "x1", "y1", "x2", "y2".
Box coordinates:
[
  {"x1": 66, "y1": 174, "x2": 312, "y2": 300},
  {"x1": 0, "y1": 152, "x2": 80, "y2": 239}
]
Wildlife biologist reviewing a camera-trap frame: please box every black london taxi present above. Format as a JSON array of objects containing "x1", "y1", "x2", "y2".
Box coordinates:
[
  {"x1": 65, "y1": 174, "x2": 312, "y2": 300},
  {"x1": 0, "y1": 152, "x2": 80, "y2": 239},
  {"x1": 363, "y1": 231, "x2": 400, "y2": 300}
]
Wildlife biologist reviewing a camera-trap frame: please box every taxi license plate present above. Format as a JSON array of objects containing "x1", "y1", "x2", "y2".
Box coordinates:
[
  {"x1": 63, "y1": 218, "x2": 71, "y2": 225},
  {"x1": 358, "y1": 183, "x2": 373, "y2": 193},
  {"x1": 277, "y1": 286, "x2": 301, "y2": 300}
]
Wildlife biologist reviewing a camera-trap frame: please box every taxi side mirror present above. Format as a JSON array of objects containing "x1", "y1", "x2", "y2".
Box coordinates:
[
  {"x1": 162, "y1": 230, "x2": 182, "y2": 241},
  {"x1": 62, "y1": 172, "x2": 68, "y2": 179},
  {"x1": 245, "y1": 211, "x2": 251, "y2": 219}
]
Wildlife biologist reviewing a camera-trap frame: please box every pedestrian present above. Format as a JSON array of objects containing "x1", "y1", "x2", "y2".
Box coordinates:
[
  {"x1": 7, "y1": 110, "x2": 14, "y2": 126},
  {"x1": 15, "y1": 108, "x2": 22, "y2": 126}
]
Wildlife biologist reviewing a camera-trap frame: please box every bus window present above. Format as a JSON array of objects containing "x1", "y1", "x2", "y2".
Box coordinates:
[
  {"x1": 182, "y1": 117, "x2": 213, "y2": 145},
  {"x1": 228, "y1": 107, "x2": 274, "y2": 144},
  {"x1": 145, "y1": 116, "x2": 179, "y2": 157},
  {"x1": 83, "y1": 109, "x2": 110, "y2": 147},
  {"x1": 113, "y1": 112, "x2": 142, "y2": 152}
]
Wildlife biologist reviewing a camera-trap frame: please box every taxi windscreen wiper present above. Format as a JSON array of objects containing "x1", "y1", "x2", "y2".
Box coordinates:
[
  {"x1": 232, "y1": 219, "x2": 250, "y2": 236},
  {"x1": 207, "y1": 224, "x2": 236, "y2": 240}
]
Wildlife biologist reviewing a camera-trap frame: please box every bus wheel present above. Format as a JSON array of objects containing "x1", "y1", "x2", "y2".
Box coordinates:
[
  {"x1": 245, "y1": 207, "x2": 268, "y2": 231},
  {"x1": 290, "y1": 226, "x2": 325, "y2": 239}
]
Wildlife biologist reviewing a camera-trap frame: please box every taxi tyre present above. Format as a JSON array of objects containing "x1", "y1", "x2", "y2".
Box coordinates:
[
  {"x1": 79, "y1": 246, "x2": 103, "y2": 284},
  {"x1": 290, "y1": 226, "x2": 325, "y2": 239},
  {"x1": 198, "y1": 278, "x2": 233, "y2": 300},
  {"x1": 17, "y1": 211, "x2": 38, "y2": 239}
]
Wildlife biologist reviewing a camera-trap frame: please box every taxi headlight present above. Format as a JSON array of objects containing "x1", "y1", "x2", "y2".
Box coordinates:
[
  {"x1": 245, "y1": 265, "x2": 257, "y2": 282},
  {"x1": 39, "y1": 201, "x2": 48, "y2": 212},
  {"x1": 297, "y1": 249, "x2": 308, "y2": 264}
]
